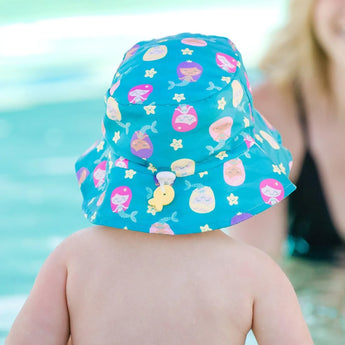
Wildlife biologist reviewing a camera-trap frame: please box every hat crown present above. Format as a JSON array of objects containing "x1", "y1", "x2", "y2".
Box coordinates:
[{"x1": 103, "y1": 33, "x2": 254, "y2": 172}]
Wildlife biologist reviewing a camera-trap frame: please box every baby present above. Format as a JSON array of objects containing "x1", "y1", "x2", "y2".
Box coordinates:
[{"x1": 5, "y1": 33, "x2": 314, "y2": 345}]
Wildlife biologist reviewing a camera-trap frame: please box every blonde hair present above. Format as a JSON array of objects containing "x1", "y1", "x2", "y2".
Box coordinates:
[{"x1": 259, "y1": 0, "x2": 328, "y2": 92}]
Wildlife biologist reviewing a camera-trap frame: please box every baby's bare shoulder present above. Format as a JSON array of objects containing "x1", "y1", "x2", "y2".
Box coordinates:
[
  {"x1": 224, "y1": 236, "x2": 287, "y2": 282},
  {"x1": 57, "y1": 226, "x2": 114, "y2": 260}
]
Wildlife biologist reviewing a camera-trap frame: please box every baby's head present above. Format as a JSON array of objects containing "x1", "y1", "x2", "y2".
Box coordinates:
[{"x1": 75, "y1": 33, "x2": 295, "y2": 235}]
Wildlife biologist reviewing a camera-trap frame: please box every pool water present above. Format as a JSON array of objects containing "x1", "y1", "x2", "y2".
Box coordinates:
[
  {"x1": 283, "y1": 258, "x2": 345, "y2": 344},
  {"x1": 2, "y1": 2, "x2": 345, "y2": 344}
]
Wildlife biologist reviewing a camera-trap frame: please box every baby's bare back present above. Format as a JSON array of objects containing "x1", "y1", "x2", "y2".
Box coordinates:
[{"x1": 65, "y1": 227, "x2": 254, "y2": 345}]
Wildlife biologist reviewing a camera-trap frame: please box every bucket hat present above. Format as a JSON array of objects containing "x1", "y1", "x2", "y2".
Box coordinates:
[{"x1": 75, "y1": 32, "x2": 295, "y2": 235}]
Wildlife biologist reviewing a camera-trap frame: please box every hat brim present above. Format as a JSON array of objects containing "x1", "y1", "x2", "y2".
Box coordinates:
[{"x1": 75, "y1": 109, "x2": 295, "y2": 235}]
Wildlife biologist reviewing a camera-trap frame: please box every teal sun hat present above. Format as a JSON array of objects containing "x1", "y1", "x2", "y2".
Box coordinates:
[{"x1": 75, "y1": 33, "x2": 296, "y2": 235}]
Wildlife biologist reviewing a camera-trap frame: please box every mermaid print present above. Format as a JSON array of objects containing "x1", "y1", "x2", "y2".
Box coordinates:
[
  {"x1": 223, "y1": 158, "x2": 246, "y2": 186},
  {"x1": 230, "y1": 212, "x2": 252, "y2": 225},
  {"x1": 93, "y1": 161, "x2": 107, "y2": 189},
  {"x1": 181, "y1": 37, "x2": 207, "y2": 46},
  {"x1": 243, "y1": 134, "x2": 255, "y2": 149},
  {"x1": 110, "y1": 186, "x2": 137, "y2": 222},
  {"x1": 76, "y1": 167, "x2": 89, "y2": 185},
  {"x1": 123, "y1": 44, "x2": 139, "y2": 62},
  {"x1": 106, "y1": 97, "x2": 121, "y2": 121},
  {"x1": 216, "y1": 52, "x2": 238, "y2": 73},
  {"x1": 206, "y1": 81, "x2": 223, "y2": 91},
  {"x1": 172, "y1": 104, "x2": 198, "y2": 132},
  {"x1": 128, "y1": 84, "x2": 153, "y2": 104},
  {"x1": 260, "y1": 179, "x2": 284, "y2": 205},
  {"x1": 168, "y1": 61, "x2": 203, "y2": 90},
  {"x1": 185, "y1": 181, "x2": 215, "y2": 214},
  {"x1": 171, "y1": 158, "x2": 195, "y2": 177},
  {"x1": 106, "y1": 96, "x2": 131, "y2": 134},
  {"x1": 114, "y1": 157, "x2": 129, "y2": 169},
  {"x1": 143, "y1": 45, "x2": 168, "y2": 61},
  {"x1": 206, "y1": 116, "x2": 233, "y2": 154},
  {"x1": 232, "y1": 80, "x2": 244, "y2": 108},
  {"x1": 130, "y1": 121, "x2": 158, "y2": 159},
  {"x1": 149, "y1": 212, "x2": 178, "y2": 235}
]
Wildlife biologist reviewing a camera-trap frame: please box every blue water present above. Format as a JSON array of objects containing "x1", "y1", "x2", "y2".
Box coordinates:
[{"x1": 0, "y1": 99, "x2": 97, "y2": 341}]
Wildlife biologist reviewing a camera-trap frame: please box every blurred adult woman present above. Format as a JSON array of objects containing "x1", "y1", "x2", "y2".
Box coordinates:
[{"x1": 230, "y1": 0, "x2": 345, "y2": 260}]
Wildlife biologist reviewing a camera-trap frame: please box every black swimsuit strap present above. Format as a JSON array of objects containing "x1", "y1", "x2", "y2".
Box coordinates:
[{"x1": 292, "y1": 82, "x2": 310, "y2": 148}]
